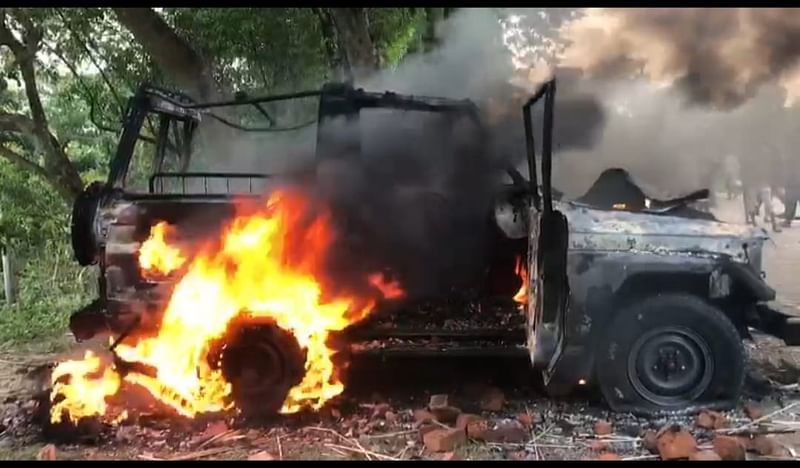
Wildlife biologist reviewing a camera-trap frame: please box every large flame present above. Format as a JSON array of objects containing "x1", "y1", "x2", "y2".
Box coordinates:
[
  {"x1": 139, "y1": 221, "x2": 185, "y2": 278},
  {"x1": 50, "y1": 188, "x2": 402, "y2": 424},
  {"x1": 513, "y1": 254, "x2": 528, "y2": 306}
]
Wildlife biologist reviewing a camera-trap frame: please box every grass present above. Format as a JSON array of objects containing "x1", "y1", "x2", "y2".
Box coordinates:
[
  {"x1": 0, "y1": 297, "x2": 81, "y2": 347},
  {"x1": 0, "y1": 248, "x2": 96, "y2": 351},
  {"x1": 0, "y1": 440, "x2": 46, "y2": 461}
]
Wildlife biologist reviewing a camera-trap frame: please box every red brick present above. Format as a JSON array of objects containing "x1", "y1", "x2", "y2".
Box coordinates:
[
  {"x1": 590, "y1": 440, "x2": 609, "y2": 452},
  {"x1": 597, "y1": 453, "x2": 621, "y2": 460},
  {"x1": 413, "y1": 409, "x2": 434, "y2": 426},
  {"x1": 696, "y1": 410, "x2": 728, "y2": 430},
  {"x1": 656, "y1": 427, "x2": 698, "y2": 460},
  {"x1": 419, "y1": 424, "x2": 439, "y2": 440},
  {"x1": 594, "y1": 420, "x2": 613, "y2": 436},
  {"x1": 429, "y1": 394, "x2": 449, "y2": 410},
  {"x1": 479, "y1": 387, "x2": 505, "y2": 412},
  {"x1": 749, "y1": 436, "x2": 777, "y2": 456},
  {"x1": 712, "y1": 435, "x2": 746, "y2": 461},
  {"x1": 423, "y1": 428, "x2": 466, "y2": 453},
  {"x1": 455, "y1": 414, "x2": 482, "y2": 432},
  {"x1": 517, "y1": 413, "x2": 534, "y2": 428},
  {"x1": 689, "y1": 450, "x2": 722, "y2": 461},
  {"x1": 36, "y1": 444, "x2": 57, "y2": 461}
]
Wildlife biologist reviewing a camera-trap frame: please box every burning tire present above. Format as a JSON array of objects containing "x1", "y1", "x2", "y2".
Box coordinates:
[
  {"x1": 595, "y1": 294, "x2": 745, "y2": 414},
  {"x1": 212, "y1": 320, "x2": 306, "y2": 418}
]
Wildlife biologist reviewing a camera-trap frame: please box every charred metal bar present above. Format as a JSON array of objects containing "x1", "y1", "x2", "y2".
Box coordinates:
[
  {"x1": 351, "y1": 345, "x2": 529, "y2": 358},
  {"x1": 148, "y1": 172, "x2": 273, "y2": 195},
  {"x1": 344, "y1": 328, "x2": 526, "y2": 341},
  {"x1": 522, "y1": 102, "x2": 540, "y2": 210},
  {"x1": 541, "y1": 80, "x2": 556, "y2": 214},
  {"x1": 186, "y1": 90, "x2": 322, "y2": 109}
]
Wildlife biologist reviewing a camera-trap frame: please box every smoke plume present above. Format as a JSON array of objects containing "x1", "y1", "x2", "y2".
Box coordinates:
[{"x1": 558, "y1": 8, "x2": 800, "y2": 109}]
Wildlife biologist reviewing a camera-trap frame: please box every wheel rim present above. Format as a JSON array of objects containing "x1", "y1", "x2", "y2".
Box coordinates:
[{"x1": 627, "y1": 326, "x2": 714, "y2": 406}]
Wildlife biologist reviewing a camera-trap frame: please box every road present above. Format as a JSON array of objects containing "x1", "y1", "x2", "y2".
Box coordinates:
[{"x1": 712, "y1": 195, "x2": 800, "y2": 313}]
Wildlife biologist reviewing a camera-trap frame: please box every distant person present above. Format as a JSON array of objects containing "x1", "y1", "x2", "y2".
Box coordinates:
[
  {"x1": 722, "y1": 155, "x2": 741, "y2": 200},
  {"x1": 741, "y1": 154, "x2": 781, "y2": 232},
  {"x1": 783, "y1": 158, "x2": 800, "y2": 227}
]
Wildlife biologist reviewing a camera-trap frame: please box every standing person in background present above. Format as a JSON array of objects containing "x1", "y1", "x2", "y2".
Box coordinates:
[
  {"x1": 784, "y1": 155, "x2": 800, "y2": 227},
  {"x1": 722, "y1": 155, "x2": 741, "y2": 200},
  {"x1": 741, "y1": 152, "x2": 781, "y2": 232}
]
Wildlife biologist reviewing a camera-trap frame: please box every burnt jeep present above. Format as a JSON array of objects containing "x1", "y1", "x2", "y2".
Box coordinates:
[{"x1": 68, "y1": 79, "x2": 800, "y2": 416}]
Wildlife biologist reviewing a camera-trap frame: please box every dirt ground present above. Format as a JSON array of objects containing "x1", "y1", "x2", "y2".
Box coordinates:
[{"x1": 1, "y1": 193, "x2": 800, "y2": 461}]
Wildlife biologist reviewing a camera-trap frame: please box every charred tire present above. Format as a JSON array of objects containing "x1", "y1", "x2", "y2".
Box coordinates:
[
  {"x1": 216, "y1": 321, "x2": 306, "y2": 418},
  {"x1": 596, "y1": 294, "x2": 744, "y2": 414},
  {"x1": 71, "y1": 182, "x2": 106, "y2": 266}
]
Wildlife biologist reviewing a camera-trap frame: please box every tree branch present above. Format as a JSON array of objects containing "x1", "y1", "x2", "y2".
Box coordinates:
[
  {"x1": 0, "y1": 112, "x2": 36, "y2": 135},
  {"x1": 113, "y1": 8, "x2": 222, "y2": 102},
  {"x1": 0, "y1": 9, "x2": 84, "y2": 199},
  {"x1": 55, "y1": 9, "x2": 126, "y2": 116},
  {"x1": 0, "y1": 144, "x2": 53, "y2": 185}
]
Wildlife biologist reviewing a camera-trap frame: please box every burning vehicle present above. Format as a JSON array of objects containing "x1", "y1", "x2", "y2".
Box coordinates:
[{"x1": 56, "y1": 78, "x2": 800, "y2": 427}]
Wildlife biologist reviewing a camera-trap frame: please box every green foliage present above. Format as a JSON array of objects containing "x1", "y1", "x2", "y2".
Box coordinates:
[
  {"x1": 0, "y1": 158, "x2": 94, "y2": 346},
  {"x1": 368, "y1": 8, "x2": 426, "y2": 68},
  {"x1": 0, "y1": 7, "x2": 445, "y2": 346},
  {"x1": 166, "y1": 8, "x2": 330, "y2": 93},
  {"x1": 0, "y1": 248, "x2": 94, "y2": 345},
  {"x1": 0, "y1": 159, "x2": 68, "y2": 249}
]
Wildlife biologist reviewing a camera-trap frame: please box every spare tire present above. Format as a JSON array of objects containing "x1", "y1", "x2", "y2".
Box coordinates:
[
  {"x1": 71, "y1": 182, "x2": 107, "y2": 266},
  {"x1": 595, "y1": 293, "x2": 744, "y2": 414}
]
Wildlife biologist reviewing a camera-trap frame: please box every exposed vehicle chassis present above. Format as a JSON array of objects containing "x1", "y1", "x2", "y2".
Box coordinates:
[{"x1": 68, "y1": 80, "x2": 800, "y2": 416}]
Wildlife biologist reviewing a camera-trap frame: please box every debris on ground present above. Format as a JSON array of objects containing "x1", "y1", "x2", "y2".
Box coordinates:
[
  {"x1": 743, "y1": 402, "x2": 765, "y2": 421},
  {"x1": 423, "y1": 428, "x2": 466, "y2": 452},
  {"x1": 428, "y1": 394, "x2": 460, "y2": 424},
  {"x1": 36, "y1": 444, "x2": 57, "y2": 460},
  {"x1": 247, "y1": 451, "x2": 275, "y2": 461},
  {"x1": 656, "y1": 425, "x2": 698, "y2": 460},
  {"x1": 479, "y1": 387, "x2": 505, "y2": 412},
  {"x1": 695, "y1": 409, "x2": 727, "y2": 429},
  {"x1": 593, "y1": 420, "x2": 613, "y2": 436},
  {"x1": 713, "y1": 435, "x2": 747, "y2": 461},
  {"x1": 689, "y1": 450, "x2": 722, "y2": 461}
]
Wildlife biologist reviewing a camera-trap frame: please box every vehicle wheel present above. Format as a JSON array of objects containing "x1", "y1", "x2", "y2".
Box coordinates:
[
  {"x1": 211, "y1": 320, "x2": 306, "y2": 418},
  {"x1": 595, "y1": 294, "x2": 744, "y2": 414}
]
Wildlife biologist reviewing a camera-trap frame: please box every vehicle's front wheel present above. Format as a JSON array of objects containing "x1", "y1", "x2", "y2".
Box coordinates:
[{"x1": 596, "y1": 294, "x2": 744, "y2": 414}]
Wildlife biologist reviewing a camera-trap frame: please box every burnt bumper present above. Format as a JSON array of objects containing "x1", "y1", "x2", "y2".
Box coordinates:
[{"x1": 752, "y1": 303, "x2": 800, "y2": 346}]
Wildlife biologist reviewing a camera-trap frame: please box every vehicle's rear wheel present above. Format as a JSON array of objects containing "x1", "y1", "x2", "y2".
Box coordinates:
[
  {"x1": 595, "y1": 294, "x2": 744, "y2": 414},
  {"x1": 210, "y1": 320, "x2": 306, "y2": 417}
]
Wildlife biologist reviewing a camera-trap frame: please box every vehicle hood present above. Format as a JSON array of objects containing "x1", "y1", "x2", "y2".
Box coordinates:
[{"x1": 559, "y1": 201, "x2": 768, "y2": 264}]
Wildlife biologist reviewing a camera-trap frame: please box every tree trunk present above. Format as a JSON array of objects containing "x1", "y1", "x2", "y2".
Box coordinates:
[
  {"x1": 0, "y1": 9, "x2": 83, "y2": 201},
  {"x1": 422, "y1": 8, "x2": 444, "y2": 53},
  {"x1": 113, "y1": 8, "x2": 222, "y2": 102},
  {"x1": 313, "y1": 8, "x2": 348, "y2": 82},
  {"x1": 326, "y1": 8, "x2": 379, "y2": 82}
]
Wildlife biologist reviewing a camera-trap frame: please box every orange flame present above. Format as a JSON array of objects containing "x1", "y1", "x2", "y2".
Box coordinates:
[
  {"x1": 368, "y1": 273, "x2": 404, "y2": 300},
  {"x1": 50, "y1": 351, "x2": 121, "y2": 424},
  {"x1": 50, "y1": 188, "x2": 403, "y2": 423},
  {"x1": 139, "y1": 221, "x2": 186, "y2": 277},
  {"x1": 513, "y1": 254, "x2": 528, "y2": 305}
]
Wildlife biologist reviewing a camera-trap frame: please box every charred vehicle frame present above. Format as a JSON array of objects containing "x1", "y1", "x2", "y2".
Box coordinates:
[{"x1": 68, "y1": 79, "x2": 800, "y2": 416}]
